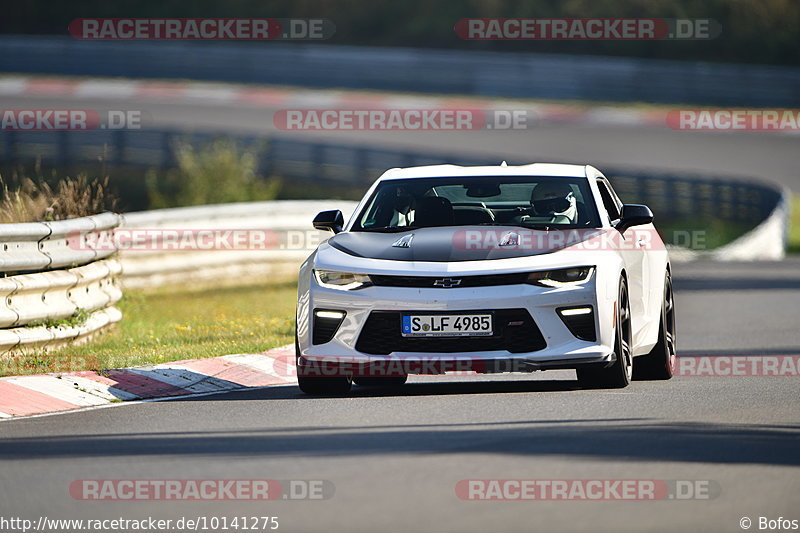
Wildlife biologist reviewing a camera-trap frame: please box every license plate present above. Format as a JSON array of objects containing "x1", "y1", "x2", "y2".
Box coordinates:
[{"x1": 401, "y1": 314, "x2": 493, "y2": 337}]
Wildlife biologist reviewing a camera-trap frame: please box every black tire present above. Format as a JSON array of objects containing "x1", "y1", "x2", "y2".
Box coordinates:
[
  {"x1": 354, "y1": 375, "x2": 408, "y2": 387},
  {"x1": 295, "y1": 332, "x2": 352, "y2": 396},
  {"x1": 577, "y1": 276, "x2": 633, "y2": 389},
  {"x1": 633, "y1": 271, "x2": 677, "y2": 381}
]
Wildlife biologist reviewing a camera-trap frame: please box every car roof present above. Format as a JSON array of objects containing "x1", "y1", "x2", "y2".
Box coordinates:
[{"x1": 377, "y1": 163, "x2": 595, "y2": 181}]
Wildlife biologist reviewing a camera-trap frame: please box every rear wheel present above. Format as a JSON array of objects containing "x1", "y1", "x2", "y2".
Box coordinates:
[
  {"x1": 295, "y1": 332, "x2": 352, "y2": 396},
  {"x1": 633, "y1": 271, "x2": 676, "y2": 380},
  {"x1": 577, "y1": 276, "x2": 633, "y2": 389}
]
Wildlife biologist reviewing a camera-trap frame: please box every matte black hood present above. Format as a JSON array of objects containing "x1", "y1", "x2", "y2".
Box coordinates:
[{"x1": 328, "y1": 227, "x2": 602, "y2": 262}]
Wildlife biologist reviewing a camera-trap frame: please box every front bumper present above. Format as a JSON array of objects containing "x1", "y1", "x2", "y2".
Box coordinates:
[{"x1": 297, "y1": 273, "x2": 616, "y2": 372}]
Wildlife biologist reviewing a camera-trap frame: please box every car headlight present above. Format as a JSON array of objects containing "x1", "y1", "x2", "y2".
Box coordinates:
[
  {"x1": 313, "y1": 270, "x2": 372, "y2": 290},
  {"x1": 526, "y1": 266, "x2": 595, "y2": 287}
]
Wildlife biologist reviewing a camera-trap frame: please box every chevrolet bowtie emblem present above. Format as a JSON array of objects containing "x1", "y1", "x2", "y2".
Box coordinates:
[
  {"x1": 433, "y1": 278, "x2": 462, "y2": 288},
  {"x1": 392, "y1": 233, "x2": 414, "y2": 248}
]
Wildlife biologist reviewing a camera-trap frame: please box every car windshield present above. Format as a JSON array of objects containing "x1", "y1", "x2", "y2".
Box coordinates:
[{"x1": 352, "y1": 176, "x2": 602, "y2": 232}]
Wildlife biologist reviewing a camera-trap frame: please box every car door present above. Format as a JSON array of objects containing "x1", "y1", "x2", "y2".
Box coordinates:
[{"x1": 596, "y1": 178, "x2": 649, "y2": 345}]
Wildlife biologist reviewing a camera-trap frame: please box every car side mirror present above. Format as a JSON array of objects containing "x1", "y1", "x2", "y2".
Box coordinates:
[
  {"x1": 616, "y1": 204, "x2": 654, "y2": 233},
  {"x1": 313, "y1": 210, "x2": 344, "y2": 233}
]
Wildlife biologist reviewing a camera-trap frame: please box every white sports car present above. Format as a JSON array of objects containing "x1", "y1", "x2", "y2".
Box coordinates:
[{"x1": 295, "y1": 163, "x2": 676, "y2": 395}]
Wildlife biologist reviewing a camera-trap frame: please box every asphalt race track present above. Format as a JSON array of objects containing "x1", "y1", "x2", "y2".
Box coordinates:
[
  {"x1": 2, "y1": 92, "x2": 800, "y2": 192},
  {"x1": 0, "y1": 90, "x2": 798, "y2": 533},
  {"x1": 1, "y1": 260, "x2": 799, "y2": 532}
]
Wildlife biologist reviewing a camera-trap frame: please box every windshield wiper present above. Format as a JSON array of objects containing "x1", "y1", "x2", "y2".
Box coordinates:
[{"x1": 476, "y1": 222, "x2": 553, "y2": 231}]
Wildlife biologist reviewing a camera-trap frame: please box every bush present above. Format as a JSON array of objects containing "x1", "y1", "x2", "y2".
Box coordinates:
[
  {"x1": 0, "y1": 174, "x2": 118, "y2": 223},
  {"x1": 146, "y1": 138, "x2": 281, "y2": 208}
]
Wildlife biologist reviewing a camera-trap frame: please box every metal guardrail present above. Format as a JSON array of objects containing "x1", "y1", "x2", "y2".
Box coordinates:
[
  {"x1": 0, "y1": 306, "x2": 122, "y2": 355},
  {"x1": 2, "y1": 36, "x2": 800, "y2": 105},
  {"x1": 0, "y1": 213, "x2": 123, "y2": 355},
  {"x1": 120, "y1": 200, "x2": 358, "y2": 289},
  {"x1": 0, "y1": 212, "x2": 120, "y2": 274}
]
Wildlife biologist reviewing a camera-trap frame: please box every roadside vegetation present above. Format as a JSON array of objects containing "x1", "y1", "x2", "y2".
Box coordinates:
[
  {"x1": 0, "y1": 174, "x2": 117, "y2": 222},
  {"x1": 1, "y1": 139, "x2": 283, "y2": 215},
  {"x1": 145, "y1": 138, "x2": 281, "y2": 208},
  {"x1": 27, "y1": 309, "x2": 90, "y2": 329},
  {"x1": 1, "y1": 281, "x2": 297, "y2": 376},
  {"x1": 657, "y1": 219, "x2": 753, "y2": 251}
]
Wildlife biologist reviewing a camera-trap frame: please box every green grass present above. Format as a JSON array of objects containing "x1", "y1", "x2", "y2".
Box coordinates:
[
  {"x1": 27, "y1": 308, "x2": 90, "y2": 329},
  {"x1": 789, "y1": 195, "x2": 800, "y2": 254},
  {"x1": 1, "y1": 281, "x2": 298, "y2": 376},
  {"x1": 658, "y1": 219, "x2": 754, "y2": 250}
]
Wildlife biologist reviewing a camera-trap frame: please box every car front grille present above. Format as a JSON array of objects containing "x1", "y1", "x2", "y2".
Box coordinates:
[
  {"x1": 355, "y1": 309, "x2": 546, "y2": 355},
  {"x1": 369, "y1": 273, "x2": 529, "y2": 289}
]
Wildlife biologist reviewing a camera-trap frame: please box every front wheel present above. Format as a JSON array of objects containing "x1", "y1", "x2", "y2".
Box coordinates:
[
  {"x1": 577, "y1": 276, "x2": 633, "y2": 389},
  {"x1": 295, "y1": 332, "x2": 352, "y2": 395},
  {"x1": 633, "y1": 271, "x2": 676, "y2": 380}
]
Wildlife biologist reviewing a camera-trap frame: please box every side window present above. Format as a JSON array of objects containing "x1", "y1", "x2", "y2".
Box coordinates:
[
  {"x1": 597, "y1": 180, "x2": 621, "y2": 221},
  {"x1": 604, "y1": 179, "x2": 625, "y2": 211}
]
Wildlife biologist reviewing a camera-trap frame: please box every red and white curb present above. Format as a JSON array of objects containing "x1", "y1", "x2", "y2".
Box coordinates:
[
  {"x1": 3, "y1": 75, "x2": 798, "y2": 134},
  {"x1": 0, "y1": 346, "x2": 297, "y2": 419},
  {"x1": 0, "y1": 74, "x2": 667, "y2": 128}
]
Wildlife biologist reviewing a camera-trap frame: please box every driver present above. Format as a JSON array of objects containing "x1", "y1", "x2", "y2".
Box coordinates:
[{"x1": 521, "y1": 182, "x2": 578, "y2": 224}]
